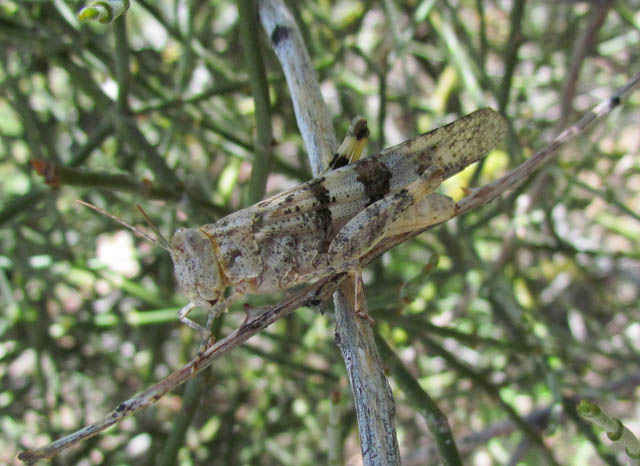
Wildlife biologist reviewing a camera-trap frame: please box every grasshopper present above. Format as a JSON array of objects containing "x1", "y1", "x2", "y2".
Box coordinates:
[
  {"x1": 170, "y1": 108, "x2": 507, "y2": 335},
  {"x1": 19, "y1": 108, "x2": 506, "y2": 464}
]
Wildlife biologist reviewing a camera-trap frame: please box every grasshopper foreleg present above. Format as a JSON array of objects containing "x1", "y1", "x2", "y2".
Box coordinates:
[{"x1": 178, "y1": 292, "x2": 239, "y2": 343}]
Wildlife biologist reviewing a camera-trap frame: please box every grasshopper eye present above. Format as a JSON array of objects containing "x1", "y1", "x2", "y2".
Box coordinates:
[
  {"x1": 183, "y1": 230, "x2": 203, "y2": 255},
  {"x1": 171, "y1": 228, "x2": 186, "y2": 253}
]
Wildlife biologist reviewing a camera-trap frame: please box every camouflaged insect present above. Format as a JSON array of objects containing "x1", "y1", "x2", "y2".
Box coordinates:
[
  {"x1": 17, "y1": 109, "x2": 508, "y2": 465},
  {"x1": 171, "y1": 108, "x2": 507, "y2": 335}
]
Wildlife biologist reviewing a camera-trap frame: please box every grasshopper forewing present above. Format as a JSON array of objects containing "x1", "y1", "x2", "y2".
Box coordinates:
[{"x1": 171, "y1": 108, "x2": 507, "y2": 334}]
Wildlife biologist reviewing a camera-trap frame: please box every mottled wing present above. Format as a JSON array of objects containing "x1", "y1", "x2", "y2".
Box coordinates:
[{"x1": 253, "y1": 108, "x2": 507, "y2": 239}]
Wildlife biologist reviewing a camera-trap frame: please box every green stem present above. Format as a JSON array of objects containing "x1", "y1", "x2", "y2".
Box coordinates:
[
  {"x1": 113, "y1": 16, "x2": 131, "y2": 114},
  {"x1": 578, "y1": 400, "x2": 640, "y2": 462},
  {"x1": 31, "y1": 161, "x2": 226, "y2": 216},
  {"x1": 498, "y1": 0, "x2": 526, "y2": 114},
  {"x1": 156, "y1": 376, "x2": 204, "y2": 466},
  {"x1": 376, "y1": 333, "x2": 462, "y2": 466},
  {"x1": 421, "y1": 334, "x2": 561, "y2": 466},
  {"x1": 238, "y1": 0, "x2": 273, "y2": 205}
]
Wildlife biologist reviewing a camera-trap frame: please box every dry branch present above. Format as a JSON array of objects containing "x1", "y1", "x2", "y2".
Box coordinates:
[{"x1": 257, "y1": 1, "x2": 401, "y2": 464}]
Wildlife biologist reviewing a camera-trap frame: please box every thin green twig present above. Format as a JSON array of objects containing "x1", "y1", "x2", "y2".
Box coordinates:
[
  {"x1": 578, "y1": 400, "x2": 640, "y2": 464},
  {"x1": 238, "y1": 0, "x2": 274, "y2": 205},
  {"x1": 420, "y1": 333, "x2": 561, "y2": 466},
  {"x1": 375, "y1": 333, "x2": 462, "y2": 466}
]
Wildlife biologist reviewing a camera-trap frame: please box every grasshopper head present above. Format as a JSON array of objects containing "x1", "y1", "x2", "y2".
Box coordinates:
[{"x1": 170, "y1": 228, "x2": 224, "y2": 308}]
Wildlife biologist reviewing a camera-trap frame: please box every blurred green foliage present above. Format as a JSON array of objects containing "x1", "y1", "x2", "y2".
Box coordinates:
[{"x1": 1, "y1": 1, "x2": 640, "y2": 465}]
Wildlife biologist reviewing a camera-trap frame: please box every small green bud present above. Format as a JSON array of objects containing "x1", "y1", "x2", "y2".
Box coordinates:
[
  {"x1": 606, "y1": 419, "x2": 623, "y2": 441},
  {"x1": 577, "y1": 400, "x2": 599, "y2": 417},
  {"x1": 77, "y1": 6, "x2": 100, "y2": 21},
  {"x1": 77, "y1": 1, "x2": 130, "y2": 24},
  {"x1": 626, "y1": 447, "x2": 640, "y2": 459}
]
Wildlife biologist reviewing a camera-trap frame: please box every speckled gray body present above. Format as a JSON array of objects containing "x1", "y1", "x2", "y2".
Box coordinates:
[{"x1": 170, "y1": 108, "x2": 507, "y2": 316}]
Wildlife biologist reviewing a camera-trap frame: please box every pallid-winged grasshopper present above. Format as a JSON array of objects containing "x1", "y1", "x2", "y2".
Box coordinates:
[
  {"x1": 171, "y1": 108, "x2": 506, "y2": 334},
  {"x1": 19, "y1": 108, "x2": 506, "y2": 463}
]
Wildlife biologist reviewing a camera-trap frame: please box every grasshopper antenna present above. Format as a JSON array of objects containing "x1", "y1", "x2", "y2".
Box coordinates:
[
  {"x1": 136, "y1": 204, "x2": 172, "y2": 251},
  {"x1": 76, "y1": 200, "x2": 171, "y2": 252}
]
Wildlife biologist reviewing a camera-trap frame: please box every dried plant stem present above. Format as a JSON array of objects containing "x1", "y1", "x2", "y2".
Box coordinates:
[
  {"x1": 258, "y1": 1, "x2": 401, "y2": 464},
  {"x1": 257, "y1": 0, "x2": 336, "y2": 175}
]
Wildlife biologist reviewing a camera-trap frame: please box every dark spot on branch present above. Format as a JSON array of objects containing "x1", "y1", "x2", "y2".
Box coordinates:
[{"x1": 271, "y1": 25, "x2": 289, "y2": 46}]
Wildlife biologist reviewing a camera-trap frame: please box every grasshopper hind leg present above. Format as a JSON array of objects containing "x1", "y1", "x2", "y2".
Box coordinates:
[
  {"x1": 384, "y1": 192, "x2": 457, "y2": 237},
  {"x1": 350, "y1": 268, "x2": 375, "y2": 323},
  {"x1": 326, "y1": 166, "x2": 456, "y2": 321},
  {"x1": 328, "y1": 166, "x2": 448, "y2": 262}
]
